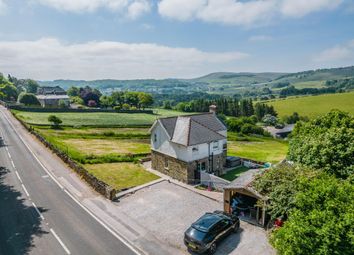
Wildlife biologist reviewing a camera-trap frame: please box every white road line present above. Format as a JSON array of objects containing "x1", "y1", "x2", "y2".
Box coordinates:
[
  {"x1": 7, "y1": 151, "x2": 11, "y2": 158},
  {"x1": 21, "y1": 184, "x2": 30, "y2": 197},
  {"x1": 15, "y1": 171, "x2": 23, "y2": 183},
  {"x1": 1, "y1": 109, "x2": 142, "y2": 255},
  {"x1": 50, "y1": 228, "x2": 71, "y2": 255},
  {"x1": 32, "y1": 202, "x2": 45, "y2": 220},
  {"x1": 11, "y1": 160, "x2": 15, "y2": 168}
]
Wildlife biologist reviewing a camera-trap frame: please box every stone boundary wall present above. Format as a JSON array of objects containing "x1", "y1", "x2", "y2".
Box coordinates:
[{"x1": 12, "y1": 113, "x2": 117, "y2": 200}]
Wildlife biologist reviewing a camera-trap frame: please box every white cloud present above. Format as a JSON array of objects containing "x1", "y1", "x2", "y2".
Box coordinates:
[
  {"x1": 314, "y1": 40, "x2": 354, "y2": 62},
  {"x1": 0, "y1": 38, "x2": 248, "y2": 80},
  {"x1": 127, "y1": 0, "x2": 150, "y2": 19},
  {"x1": 249, "y1": 35, "x2": 273, "y2": 42},
  {"x1": 158, "y1": 0, "x2": 344, "y2": 26},
  {"x1": 280, "y1": 0, "x2": 342, "y2": 18},
  {"x1": 32, "y1": 0, "x2": 149, "y2": 18}
]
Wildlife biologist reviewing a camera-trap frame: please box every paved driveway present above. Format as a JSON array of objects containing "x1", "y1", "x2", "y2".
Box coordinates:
[{"x1": 117, "y1": 181, "x2": 275, "y2": 255}]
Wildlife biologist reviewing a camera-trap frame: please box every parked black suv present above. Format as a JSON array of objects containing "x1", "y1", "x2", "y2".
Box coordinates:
[{"x1": 184, "y1": 211, "x2": 240, "y2": 254}]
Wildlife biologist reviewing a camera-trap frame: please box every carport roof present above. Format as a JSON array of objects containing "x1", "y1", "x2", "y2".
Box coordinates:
[{"x1": 225, "y1": 169, "x2": 267, "y2": 200}]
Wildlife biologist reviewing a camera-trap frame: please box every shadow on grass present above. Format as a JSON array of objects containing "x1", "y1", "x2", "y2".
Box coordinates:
[{"x1": 0, "y1": 166, "x2": 49, "y2": 255}]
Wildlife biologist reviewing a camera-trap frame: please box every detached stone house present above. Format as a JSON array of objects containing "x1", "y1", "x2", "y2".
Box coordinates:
[
  {"x1": 150, "y1": 107, "x2": 227, "y2": 184},
  {"x1": 36, "y1": 86, "x2": 70, "y2": 108}
]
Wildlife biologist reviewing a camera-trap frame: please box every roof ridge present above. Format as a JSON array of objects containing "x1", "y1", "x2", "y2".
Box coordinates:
[{"x1": 187, "y1": 118, "x2": 192, "y2": 146}]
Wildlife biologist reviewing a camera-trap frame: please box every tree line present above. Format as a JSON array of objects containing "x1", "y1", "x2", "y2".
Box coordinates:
[
  {"x1": 174, "y1": 97, "x2": 277, "y2": 120},
  {"x1": 67, "y1": 86, "x2": 154, "y2": 109}
]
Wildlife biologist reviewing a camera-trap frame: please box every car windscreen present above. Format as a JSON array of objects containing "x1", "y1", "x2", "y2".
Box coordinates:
[{"x1": 188, "y1": 227, "x2": 207, "y2": 241}]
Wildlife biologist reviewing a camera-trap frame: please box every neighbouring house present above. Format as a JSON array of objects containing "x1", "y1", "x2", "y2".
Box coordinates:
[
  {"x1": 36, "y1": 86, "x2": 70, "y2": 108},
  {"x1": 150, "y1": 105, "x2": 227, "y2": 184},
  {"x1": 223, "y1": 169, "x2": 270, "y2": 228},
  {"x1": 264, "y1": 124, "x2": 295, "y2": 138}
]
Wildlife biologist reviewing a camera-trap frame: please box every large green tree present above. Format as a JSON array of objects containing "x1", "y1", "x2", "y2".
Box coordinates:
[
  {"x1": 288, "y1": 110, "x2": 354, "y2": 178},
  {"x1": 17, "y1": 92, "x2": 40, "y2": 106},
  {"x1": 271, "y1": 174, "x2": 354, "y2": 255}
]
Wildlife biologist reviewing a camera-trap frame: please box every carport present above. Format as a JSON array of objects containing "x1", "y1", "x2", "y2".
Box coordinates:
[{"x1": 223, "y1": 169, "x2": 269, "y2": 228}]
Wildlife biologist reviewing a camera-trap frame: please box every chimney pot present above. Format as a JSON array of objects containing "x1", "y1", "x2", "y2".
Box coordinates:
[{"x1": 209, "y1": 105, "x2": 217, "y2": 114}]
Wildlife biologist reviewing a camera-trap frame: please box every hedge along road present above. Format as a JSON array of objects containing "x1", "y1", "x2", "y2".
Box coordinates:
[{"x1": 0, "y1": 106, "x2": 139, "y2": 255}]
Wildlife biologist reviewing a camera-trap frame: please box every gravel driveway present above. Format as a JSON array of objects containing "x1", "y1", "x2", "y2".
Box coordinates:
[{"x1": 118, "y1": 181, "x2": 275, "y2": 255}]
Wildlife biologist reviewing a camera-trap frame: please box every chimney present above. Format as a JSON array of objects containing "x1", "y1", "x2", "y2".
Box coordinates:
[{"x1": 209, "y1": 104, "x2": 217, "y2": 114}]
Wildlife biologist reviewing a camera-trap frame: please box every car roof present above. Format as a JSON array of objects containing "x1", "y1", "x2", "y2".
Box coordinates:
[{"x1": 192, "y1": 213, "x2": 226, "y2": 232}]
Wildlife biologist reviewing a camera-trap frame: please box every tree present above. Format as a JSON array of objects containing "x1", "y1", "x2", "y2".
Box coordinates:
[
  {"x1": 270, "y1": 174, "x2": 354, "y2": 255},
  {"x1": 262, "y1": 114, "x2": 278, "y2": 126},
  {"x1": 48, "y1": 115, "x2": 62, "y2": 129},
  {"x1": 288, "y1": 110, "x2": 354, "y2": 178},
  {"x1": 67, "y1": 86, "x2": 79, "y2": 97},
  {"x1": 0, "y1": 83, "x2": 18, "y2": 101},
  {"x1": 25, "y1": 80, "x2": 39, "y2": 93},
  {"x1": 17, "y1": 92, "x2": 40, "y2": 106},
  {"x1": 138, "y1": 92, "x2": 153, "y2": 109},
  {"x1": 99, "y1": 95, "x2": 114, "y2": 108},
  {"x1": 70, "y1": 96, "x2": 84, "y2": 105}
]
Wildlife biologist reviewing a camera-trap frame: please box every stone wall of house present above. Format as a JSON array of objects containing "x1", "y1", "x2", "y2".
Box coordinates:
[{"x1": 151, "y1": 150, "x2": 195, "y2": 184}]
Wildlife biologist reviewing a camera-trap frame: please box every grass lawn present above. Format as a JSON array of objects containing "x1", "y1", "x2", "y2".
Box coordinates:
[
  {"x1": 220, "y1": 166, "x2": 250, "y2": 181},
  {"x1": 13, "y1": 108, "x2": 190, "y2": 126},
  {"x1": 84, "y1": 163, "x2": 159, "y2": 191},
  {"x1": 292, "y1": 80, "x2": 326, "y2": 89},
  {"x1": 266, "y1": 92, "x2": 354, "y2": 118},
  {"x1": 62, "y1": 138, "x2": 150, "y2": 155},
  {"x1": 228, "y1": 137, "x2": 288, "y2": 163}
]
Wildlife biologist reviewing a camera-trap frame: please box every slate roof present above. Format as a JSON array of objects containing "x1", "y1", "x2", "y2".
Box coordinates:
[
  {"x1": 156, "y1": 113, "x2": 227, "y2": 146},
  {"x1": 37, "y1": 86, "x2": 67, "y2": 95}
]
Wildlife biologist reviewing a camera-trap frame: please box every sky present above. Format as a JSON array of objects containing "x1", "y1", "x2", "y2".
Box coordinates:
[{"x1": 0, "y1": 0, "x2": 353, "y2": 80}]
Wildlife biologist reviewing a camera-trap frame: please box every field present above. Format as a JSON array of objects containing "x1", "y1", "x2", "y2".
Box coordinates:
[
  {"x1": 84, "y1": 163, "x2": 159, "y2": 190},
  {"x1": 266, "y1": 92, "x2": 354, "y2": 118},
  {"x1": 228, "y1": 135, "x2": 288, "y2": 163},
  {"x1": 12, "y1": 108, "x2": 188, "y2": 126}
]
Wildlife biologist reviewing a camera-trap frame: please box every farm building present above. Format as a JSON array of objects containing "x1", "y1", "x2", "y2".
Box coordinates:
[
  {"x1": 150, "y1": 106, "x2": 227, "y2": 184},
  {"x1": 36, "y1": 86, "x2": 70, "y2": 108},
  {"x1": 264, "y1": 124, "x2": 295, "y2": 138}
]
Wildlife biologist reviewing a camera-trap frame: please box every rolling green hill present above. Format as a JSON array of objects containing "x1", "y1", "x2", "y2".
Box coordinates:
[
  {"x1": 37, "y1": 66, "x2": 354, "y2": 96},
  {"x1": 266, "y1": 92, "x2": 354, "y2": 118}
]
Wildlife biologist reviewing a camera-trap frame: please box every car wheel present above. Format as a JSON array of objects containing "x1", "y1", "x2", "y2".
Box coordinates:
[
  {"x1": 208, "y1": 242, "x2": 217, "y2": 254},
  {"x1": 233, "y1": 222, "x2": 240, "y2": 232}
]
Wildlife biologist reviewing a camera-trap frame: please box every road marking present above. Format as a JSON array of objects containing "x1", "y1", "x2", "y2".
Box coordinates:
[
  {"x1": 11, "y1": 160, "x2": 15, "y2": 168},
  {"x1": 50, "y1": 228, "x2": 71, "y2": 255},
  {"x1": 15, "y1": 171, "x2": 23, "y2": 183},
  {"x1": 1, "y1": 109, "x2": 142, "y2": 255},
  {"x1": 32, "y1": 202, "x2": 45, "y2": 220},
  {"x1": 7, "y1": 151, "x2": 11, "y2": 158},
  {"x1": 21, "y1": 184, "x2": 30, "y2": 197}
]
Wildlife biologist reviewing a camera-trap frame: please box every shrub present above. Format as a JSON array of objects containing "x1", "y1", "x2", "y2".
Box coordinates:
[
  {"x1": 17, "y1": 92, "x2": 41, "y2": 106},
  {"x1": 48, "y1": 115, "x2": 62, "y2": 129},
  {"x1": 87, "y1": 100, "x2": 97, "y2": 107},
  {"x1": 122, "y1": 103, "x2": 130, "y2": 110}
]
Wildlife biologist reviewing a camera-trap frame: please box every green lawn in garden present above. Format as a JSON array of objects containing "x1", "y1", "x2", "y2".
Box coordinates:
[
  {"x1": 84, "y1": 163, "x2": 159, "y2": 191},
  {"x1": 220, "y1": 166, "x2": 250, "y2": 181}
]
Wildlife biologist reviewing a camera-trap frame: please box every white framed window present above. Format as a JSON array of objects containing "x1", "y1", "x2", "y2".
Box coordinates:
[{"x1": 213, "y1": 141, "x2": 219, "y2": 151}]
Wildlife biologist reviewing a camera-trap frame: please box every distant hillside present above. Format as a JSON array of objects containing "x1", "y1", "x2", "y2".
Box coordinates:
[{"x1": 37, "y1": 66, "x2": 354, "y2": 96}]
